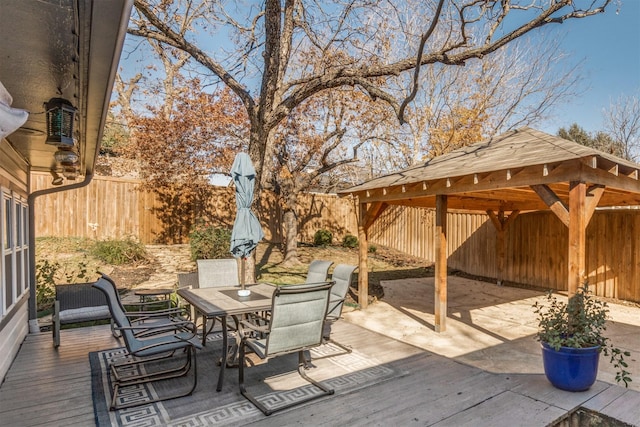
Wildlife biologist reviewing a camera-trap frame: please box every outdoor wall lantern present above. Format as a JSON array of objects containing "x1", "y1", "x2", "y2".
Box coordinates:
[
  {"x1": 50, "y1": 170, "x2": 64, "y2": 186},
  {"x1": 54, "y1": 148, "x2": 79, "y2": 166},
  {"x1": 62, "y1": 166, "x2": 78, "y2": 181},
  {"x1": 45, "y1": 98, "x2": 76, "y2": 147}
]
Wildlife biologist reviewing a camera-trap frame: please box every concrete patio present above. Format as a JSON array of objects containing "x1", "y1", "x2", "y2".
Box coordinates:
[{"x1": 345, "y1": 276, "x2": 640, "y2": 394}]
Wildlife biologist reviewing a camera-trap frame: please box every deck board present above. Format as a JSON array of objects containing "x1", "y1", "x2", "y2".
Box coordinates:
[
  {"x1": 0, "y1": 325, "x2": 118, "y2": 427},
  {"x1": 1, "y1": 320, "x2": 639, "y2": 426}
]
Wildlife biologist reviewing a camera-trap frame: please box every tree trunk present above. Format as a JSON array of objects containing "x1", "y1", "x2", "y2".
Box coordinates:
[{"x1": 282, "y1": 207, "x2": 301, "y2": 266}]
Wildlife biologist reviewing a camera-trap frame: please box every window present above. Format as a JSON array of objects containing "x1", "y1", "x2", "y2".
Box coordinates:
[
  {"x1": 0, "y1": 190, "x2": 29, "y2": 317},
  {"x1": 21, "y1": 204, "x2": 28, "y2": 293}
]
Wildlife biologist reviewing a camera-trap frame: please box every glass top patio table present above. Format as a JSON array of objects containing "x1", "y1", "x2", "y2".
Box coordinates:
[{"x1": 177, "y1": 283, "x2": 276, "y2": 391}]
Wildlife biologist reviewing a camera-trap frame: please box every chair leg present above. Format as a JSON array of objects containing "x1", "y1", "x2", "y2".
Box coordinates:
[
  {"x1": 312, "y1": 338, "x2": 352, "y2": 360},
  {"x1": 109, "y1": 345, "x2": 198, "y2": 411},
  {"x1": 110, "y1": 318, "x2": 121, "y2": 339},
  {"x1": 53, "y1": 301, "x2": 60, "y2": 348},
  {"x1": 110, "y1": 350, "x2": 182, "y2": 383},
  {"x1": 239, "y1": 345, "x2": 334, "y2": 416},
  {"x1": 313, "y1": 322, "x2": 352, "y2": 360}
]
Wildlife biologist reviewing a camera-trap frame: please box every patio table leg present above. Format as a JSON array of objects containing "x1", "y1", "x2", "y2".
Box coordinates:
[{"x1": 216, "y1": 316, "x2": 228, "y2": 391}]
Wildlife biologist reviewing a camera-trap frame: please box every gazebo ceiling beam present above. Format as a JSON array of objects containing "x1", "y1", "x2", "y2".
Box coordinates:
[
  {"x1": 600, "y1": 192, "x2": 640, "y2": 206},
  {"x1": 588, "y1": 156, "x2": 639, "y2": 179},
  {"x1": 354, "y1": 160, "x2": 579, "y2": 204},
  {"x1": 580, "y1": 162, "x2": 640, "y2": 193},
  {"x1": 391, "y1": 195, "x2": 546, "y2": 212},
  {"x1": 531, "y1": 184, "x2": 570, "y2": 227}
]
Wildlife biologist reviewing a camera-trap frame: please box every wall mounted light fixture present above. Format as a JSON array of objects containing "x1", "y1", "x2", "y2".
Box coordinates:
[
  {"x1": 50, "y1": 170, "x2": 64, "y2": 186},
  {"x1": 62, "y1": 167, "x2": 78, "y2": 181},
  {"x1": 54, "y1": 148, "x2": 79, "y2": 165},
  {"x1": 45, "y1": 98, "x2": 76, "y2": 147}
]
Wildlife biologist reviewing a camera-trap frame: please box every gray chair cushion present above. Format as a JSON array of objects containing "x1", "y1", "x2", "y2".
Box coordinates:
[
  {"x1": 305, "y1": 260, "x2": 333, "y2": 284},
  {"x1": 245, "y1": 282, "x2": 333, "y2": 357},
  {"x1": 197, "y1": 259, "x2": 239, "y2": 288},
  {"x1": 59, "y1": 306, "x2": 110, "y2": 323},
  {"x1": 327, "y1": 264, "x2": 357, "y2": 321}
]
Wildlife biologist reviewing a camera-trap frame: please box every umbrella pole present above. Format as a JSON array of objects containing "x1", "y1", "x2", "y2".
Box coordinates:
[{"x1": 241, "y1": 257, "x2": 246, "y2": 291}]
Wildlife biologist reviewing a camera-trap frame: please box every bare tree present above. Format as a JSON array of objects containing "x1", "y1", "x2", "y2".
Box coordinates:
[
  {"x1": 378, "y1": 33, "x2": 584, "y2": 166},
  {"x1": 125, "y1": 0, "x2": 610, "y2": 276},
  {"x1": 604, "y1": 93, "x2": 640, "y2": 161},
  {"x1": 128, "y1": 0, "x2": 610, "y2": 189},
  {"x1": 271, "y1": 85, "x2": 389, "y2": 264}
]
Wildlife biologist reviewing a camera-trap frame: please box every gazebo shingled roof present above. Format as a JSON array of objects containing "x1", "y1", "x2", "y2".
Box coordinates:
[
  {"x1": 341, "y1": 127, "x2": 640, "y2": 211},
  {"x1": 339, "y1": 127, "x2": 640, "y2": 332}
]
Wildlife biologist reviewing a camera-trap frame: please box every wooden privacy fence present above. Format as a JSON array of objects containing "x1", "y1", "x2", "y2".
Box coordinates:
[
  {"x1": 31, "y1": 173, "x2": 358, "y2": 245},
  {"x1": 32, "y1": 173, "x2": 640, "y2": 303},
  {"x1": 369, "y1": 205, "x2": 640, "y2": 303}
]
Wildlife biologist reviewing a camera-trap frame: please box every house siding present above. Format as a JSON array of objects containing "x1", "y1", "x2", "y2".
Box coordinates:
[
  {"x1": 0, "y1": 295, "x2": 28, "y2": 381},
  {"x1": 0, "y1": 138, "x2": 30, "y2": 384}
]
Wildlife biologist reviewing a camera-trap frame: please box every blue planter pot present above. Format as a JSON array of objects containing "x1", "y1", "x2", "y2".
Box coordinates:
[{"x1": 541, "y1": 342, "x2": 600, "y2": 392}]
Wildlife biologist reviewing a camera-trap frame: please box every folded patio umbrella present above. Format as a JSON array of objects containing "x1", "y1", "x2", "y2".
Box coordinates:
[
  {"x1": 0, "y1": 81, "x2": 28, "y2": 140},
  {"x1": 230, "y1": 152, "x2": 264, "y2": 289}
]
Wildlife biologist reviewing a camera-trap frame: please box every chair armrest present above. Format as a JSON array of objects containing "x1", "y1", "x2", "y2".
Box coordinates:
[
  {"x1": 126, "y1": 306, "x2": 188, "y2": 320},
  {"x1": 240, "y1": 319, "x2": 269, "y2": 334},
  {"x1": 123, "y1": 299, "x2": 175, "y2": 311},
  {"x1": 130, "y1": 330, "x2": 203, "y2": 356},
  {"x1": 114, "y1": 319, "x2": 197, "y2": 335}
]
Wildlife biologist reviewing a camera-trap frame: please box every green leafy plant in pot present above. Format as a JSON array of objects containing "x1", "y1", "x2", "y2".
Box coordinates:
[{"x1": 533, "y1": 283, "x2": 631, "y2": 391}]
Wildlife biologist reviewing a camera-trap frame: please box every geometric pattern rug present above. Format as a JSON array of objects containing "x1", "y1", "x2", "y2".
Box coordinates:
[{"x1": 91, "y1": 332, "x2": 399, "y2": 426}]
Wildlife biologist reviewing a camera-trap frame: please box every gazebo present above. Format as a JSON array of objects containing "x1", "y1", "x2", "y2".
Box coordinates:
[{"x1": 339, "y1": 127, "x2": 640, "y2": 331}]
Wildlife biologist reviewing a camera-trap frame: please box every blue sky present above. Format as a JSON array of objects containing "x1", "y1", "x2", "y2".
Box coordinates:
[{"x1": 535, "y1": 1, "x2": 640, "y2": 135}]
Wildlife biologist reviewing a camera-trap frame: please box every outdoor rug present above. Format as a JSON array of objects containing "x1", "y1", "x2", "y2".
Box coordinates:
[{"x1": 91, "y1": 332, "x2": 399, "y2": 426}]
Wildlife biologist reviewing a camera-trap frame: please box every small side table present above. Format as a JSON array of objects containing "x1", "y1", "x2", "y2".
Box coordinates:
[{"x1": 134, "y1": 288, "x2": 174, "y2": 309}]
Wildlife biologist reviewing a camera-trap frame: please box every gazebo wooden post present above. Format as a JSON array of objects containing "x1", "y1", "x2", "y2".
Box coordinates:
[
  {"x1": 435, "y1": 194, "x2": 448, "y2": 332},
  {"x1": 487, "y1": 210, "x2": 520, "y2": 286},
  {"x1": 354, "y1": 200, "x2": 389, "y2": 310},
  {"x1": 357, "y1": 201, "x2": 369, "y2": 309},
  {"x1": 568, "y1": 181, "x2": 587, "y2": 296}
]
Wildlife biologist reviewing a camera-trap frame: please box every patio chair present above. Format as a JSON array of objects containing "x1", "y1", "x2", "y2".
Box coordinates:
[
  {"x1": 177, "y1": 271, "x2": 198, "y2": 289},
  {"x1": 305, "y1": 260, "x2": 333, "y2": 283},
  {"x1": 52, "y1": 282, "x2": 113, "y2": 348},
  {"x1": 100, "y1": 273, "x2": 189, "y2": 332},
  {"x1": 93, "y1": 275, "x2": 202, "y2": 410},
  {"x1": 319, "y1": 264, "x2": 358, "y2": 357},
  {"x1": 238, "y1": 281, "x2": 335, "y2": 416},
  {"x1": 197, "y1": 258, "x2": 239, "y2": 287},
  {"x1": 249, "y1": 260, "x2": 333, "y2": 327},
  {"x1": 196, "y1": 258, "x2": 240, "y2": 344}
]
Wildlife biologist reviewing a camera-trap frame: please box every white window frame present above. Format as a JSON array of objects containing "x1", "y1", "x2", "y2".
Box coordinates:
[
  {"x1": 1, "y1": 190, "x2": 11, "y2": 316},
  {"x1": 0, "y1": 189, "x2": 29, "y2": 318}
]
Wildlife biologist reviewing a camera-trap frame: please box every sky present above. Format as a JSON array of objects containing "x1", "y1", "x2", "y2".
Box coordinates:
[{"x1": 534, "y1": 1, "x2": 640, "y2": 135}]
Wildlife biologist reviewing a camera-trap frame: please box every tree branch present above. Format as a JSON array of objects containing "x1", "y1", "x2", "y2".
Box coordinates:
[
  {"x1": 398, "y1": 0, "x2": 446, "y2": 125},
  {"x1": 131, "y1": 0, "x2": 256, "y2": 118}
]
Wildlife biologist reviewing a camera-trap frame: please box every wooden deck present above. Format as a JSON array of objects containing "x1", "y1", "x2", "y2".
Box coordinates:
[{"x1": 1, "y1": 321, "x2": 639, "y2": 426}]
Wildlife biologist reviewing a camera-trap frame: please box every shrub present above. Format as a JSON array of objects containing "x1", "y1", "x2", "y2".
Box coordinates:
[
  {"x1": 533, "y1": 284, "x2": 632, "y2": 386},
  {"x1": 91, "y1": 237, "x2": 147, "y2": 265},
  {"x1": 36, "y1": 259, "x2": 89, "y2": 313},
  {"x1": 313, "y1": 229, "x2": 333, "y2": 247},
  {"x1": 368, "y1": 244, "x2": 377, "y2": 253},
  {"x1": 189, "y1": 223, "x2": 232, "y2": 260},
  {"x1": 342, "y1": 234, "x2": 358, "y2": 248}
]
